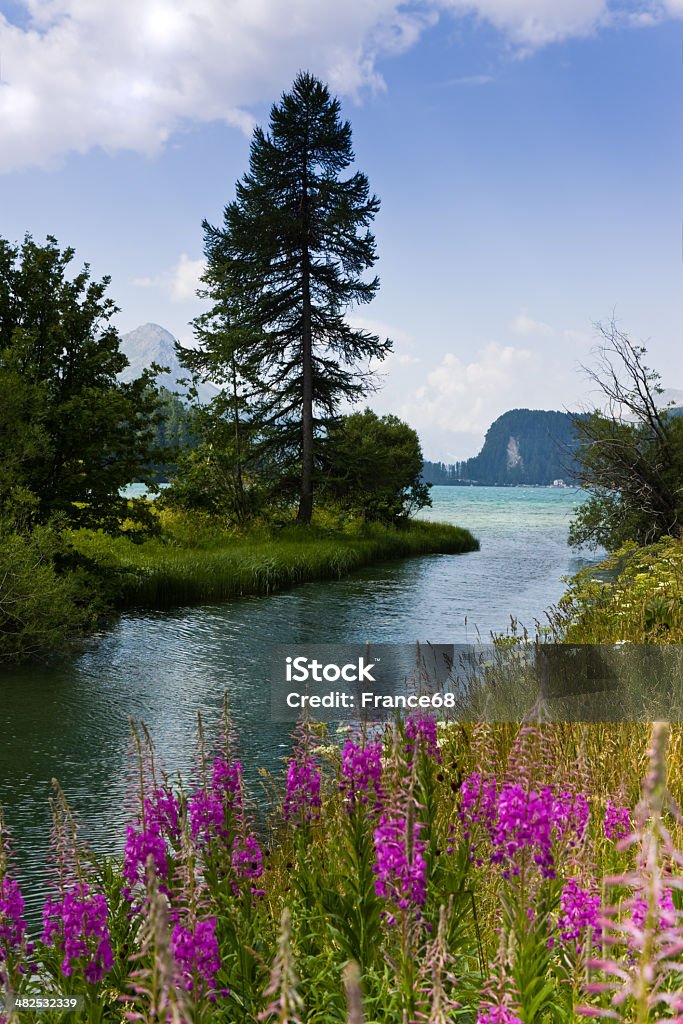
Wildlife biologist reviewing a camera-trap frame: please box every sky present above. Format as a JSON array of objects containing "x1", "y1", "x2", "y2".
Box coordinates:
[{"x1": 1, "y1": 0, "x2": 682, "y2": 461}]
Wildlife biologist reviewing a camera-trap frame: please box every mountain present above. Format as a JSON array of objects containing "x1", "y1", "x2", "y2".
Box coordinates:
[
  {"x1": 118, "y1": 323, "x2": 219, "y2": 404},
  {"x1": 423, "y1": 409, "x2": 583, "y2": 486},
  {"x1": 658, "y1": 388, "x2": 683, "y2": 410}
]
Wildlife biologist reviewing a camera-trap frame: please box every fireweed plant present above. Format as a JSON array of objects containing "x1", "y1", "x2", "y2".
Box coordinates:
[
  {"x1": 0, "y1": 808, "x2": 33, "y2": 1018},
  {"x1": 1, "y1": 716, "x2": 683, "y2": 1022}
]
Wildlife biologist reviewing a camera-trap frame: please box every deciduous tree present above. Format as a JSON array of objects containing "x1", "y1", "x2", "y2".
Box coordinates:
[
  {"x1": 0, "y1": 234, "x2": 161, "y2": 533},
  {"x1": 322, "y1": 408, "x2": 431, "y2": 524}
]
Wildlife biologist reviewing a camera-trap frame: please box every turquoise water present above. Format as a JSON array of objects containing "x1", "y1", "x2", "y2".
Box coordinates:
[{"x1": 0, "y1": 485, "x2": 598, "y2": 912}]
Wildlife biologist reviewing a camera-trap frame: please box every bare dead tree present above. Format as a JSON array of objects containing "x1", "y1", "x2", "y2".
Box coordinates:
[
  {"x1": 569, "y1": 318, "x2": 683, "y2": 549},
  {"x1": 581, "y1": 317, "x2": 671, "y2": 440}
]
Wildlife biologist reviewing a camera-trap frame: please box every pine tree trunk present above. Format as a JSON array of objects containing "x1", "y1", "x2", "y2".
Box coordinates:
[
  {"x1": 297, "y1": 248, "x2": 314, "y2": 524},
  {"x1": 230, "y1": 355, "x2": 246, "y2": 524},
  {"x1": 297, "y1": 127, "x2": 314, "y2": 526}
]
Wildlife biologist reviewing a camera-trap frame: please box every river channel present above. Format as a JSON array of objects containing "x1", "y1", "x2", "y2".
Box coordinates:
[{"x1": 0, "y1": 485, "x2": 599, "y2": 915}]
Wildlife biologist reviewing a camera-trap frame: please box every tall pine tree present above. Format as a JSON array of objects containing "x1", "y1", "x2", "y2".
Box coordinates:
[{"x1": 191, "y1": 71, "x2": 391, "y2": 523}]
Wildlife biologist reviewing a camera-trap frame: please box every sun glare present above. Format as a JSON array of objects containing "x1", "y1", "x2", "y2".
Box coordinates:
[{"x1": 143, "y1": 4, "x2": 186, "y2": 45}]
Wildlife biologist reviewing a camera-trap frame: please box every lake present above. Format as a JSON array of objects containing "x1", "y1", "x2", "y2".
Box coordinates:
[{"x1": 0, "y1": 485, "x2": 599, "y2": 915}]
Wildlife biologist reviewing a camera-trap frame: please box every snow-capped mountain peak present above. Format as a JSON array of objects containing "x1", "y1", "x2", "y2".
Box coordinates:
[{"x1": 118, "y1": 323, "x2": 218, "y2": 403}]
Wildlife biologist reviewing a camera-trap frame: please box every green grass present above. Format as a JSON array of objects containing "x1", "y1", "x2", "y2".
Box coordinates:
[
  {"x1": 69, "y1": 511, "x2": 479, "y2": 610},
  {"x1": 546, "y1": 536, "x2": 683, "y2": 643}
]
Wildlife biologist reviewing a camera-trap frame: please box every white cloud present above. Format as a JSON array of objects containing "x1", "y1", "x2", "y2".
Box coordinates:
[
  {"x1": 624, "y1": 10, "x2": 660, "y2": 25},
  {"x1": 131, "y1": 252, "x2": 205, "y2": 302},
  {"x1": 131, "y1": 274, "x2": 159, "y2": 289},
  {"x1": 510, "y1": 311, "x2": 555, "y2": 337},
  {"x1": 406, "y1": 342, "x2": 533, "y2": 435},
  {"x1": 562, "y1": 327, "x2": 593, "y2": 347},
  {"x1": 381, "y1": 330, "x2": 596, "y2": 459},
  {"x1": 437, "y1": 1, "x2": 683, "y2": 47},
  {"x1": 171, "y1": 253, "x2": 206, "y2": 302},
  {"x1": 0, "y1": 0, "x2": 433, "y2": 172},
  {"x1": 436, "y1": 0, "x2": 610, "y2": 46},
  {"x1": 349, "y1": 314, "x2": 414, "y2": 348},
  {"x1": 509, "y1": 313, "x2": 594, "y2": 347},
  {"x1": 0, "y1": 0, "x2": 677, "y2": 172}
]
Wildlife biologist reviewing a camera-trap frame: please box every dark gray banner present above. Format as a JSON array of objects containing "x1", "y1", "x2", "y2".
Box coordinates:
[{"x1": 270, "y1": 643, "x2": 683, "y2": 722}]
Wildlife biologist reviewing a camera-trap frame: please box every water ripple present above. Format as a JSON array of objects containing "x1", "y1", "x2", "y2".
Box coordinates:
[{"x1": 0, "y1": 486, "x2": 600, "y2": 918}]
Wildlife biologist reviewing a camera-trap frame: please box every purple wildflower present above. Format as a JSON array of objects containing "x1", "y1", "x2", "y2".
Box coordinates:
[
  {"x1": 188, "y1": 791, "x2": 227, "y2": 844},
  {"x1": 553, "y1": 791, "x2": 590, "y2": 849},
  {"x1": 189, "y1": 756, "x2": 243, "y2": 845},
  {"x1": 458, "y1": 771, "x2": 497, "y2": 841},
  {"x1": 405, "y1": 714, "x2": 441, "y2": 762},
  {"x1": 283, "y1": 755, "x2": 321, "y2": 824},
  {"x1": 123, "y1": 787, "x2": 183, "y2": 890},
  {"x1": 0, "y1": 877, "x2": 29, "y2": 963},
  {"x1": 123, "y1": 820, "x2": 168, "y2": 889},
  {"x1": 631, "y1": 887, "x2": 678, "y2": 933},
  {"x1": 0, "y1": 814, "x2": 34, "y2": 986},
  {"x1": 42, "y1": 883, "x2": 113, "y2": 983},
  {"x1": 373, "y1": 813, "x2": 427, "y2": 910},
  {"x1": 232, "y1": 833, "x2": 263, "y2": 881},
  {"x1": 477, "y1": 933, "x2": 524, "y2": 1024},
  {"x1": 340, "y1": 740, "x2": 383, "y2": 808},
  {"x1": 211, "y1": 757, "x2": 243, "y2": 804},
  {"x1": 659, "y1": 886, "x2": 677, "y2": 928},
  {"x1": 491, "y1": 783, "x2": 556, "y2": 879},
  {"x1": 604, "y1": 800, "x2": 630, "y2": 842},
  {"x1": 477, "y1": 1005, "x2": 524, "y2": 1024},
  {"x1": 171, "y1": 916, "x2": 221, "y2": 995},
  {"x1": 557, "y1": 878, "x2": 601, "y2": 950},
  {"x1": 153, "y1": 787, "x2": 181, "y2": 841},
  {"x1": 458, "y1": 777, "x2": 591, "y2": 878}
]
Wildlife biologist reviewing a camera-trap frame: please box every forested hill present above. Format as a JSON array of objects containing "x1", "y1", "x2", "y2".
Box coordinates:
[{"x1": 423, "y1": 408, "x2": 583, "y2": 486}]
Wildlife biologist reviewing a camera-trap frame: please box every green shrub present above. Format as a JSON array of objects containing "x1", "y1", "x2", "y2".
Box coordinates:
[
  {"x1": 548, "y1": 536, "x2": 683, "y2": 643},
  {"x1": 0, "y1": 524, "x2": 96, "y2": 662}
]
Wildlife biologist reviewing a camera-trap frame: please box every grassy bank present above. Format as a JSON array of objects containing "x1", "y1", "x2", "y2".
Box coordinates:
[
  {"x1": 70, "y1": 511, "x2": 479, "y2": 610},
  {"x1": 2, "y1": 713, "x2": 682, "y2": 1022},
  {"x1": 548, "y1": 535, "x2": 683, "y2": 643}
]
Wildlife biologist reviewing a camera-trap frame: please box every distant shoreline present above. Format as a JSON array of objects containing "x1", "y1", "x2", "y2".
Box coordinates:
[{"x1": 423, "y1": 480, "x2": 577, "y2": 488}]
